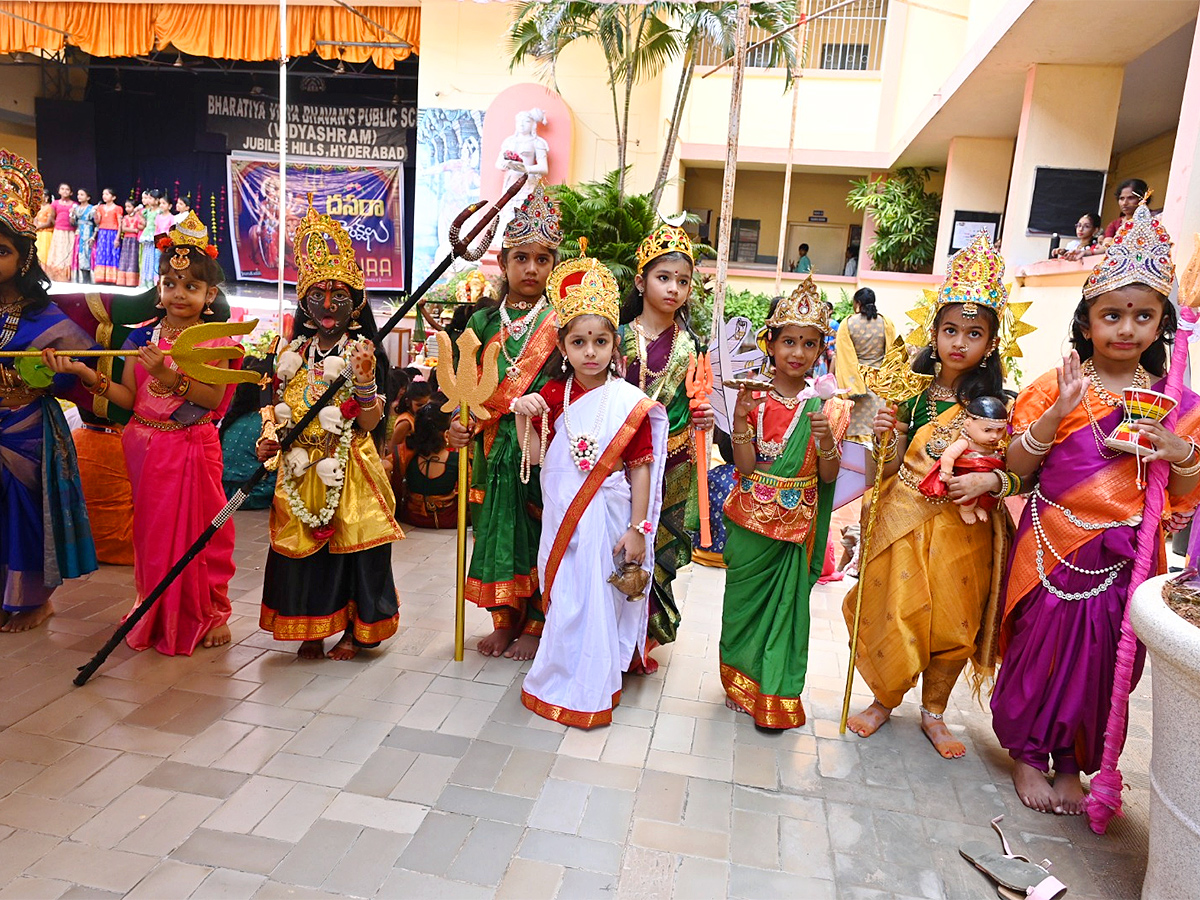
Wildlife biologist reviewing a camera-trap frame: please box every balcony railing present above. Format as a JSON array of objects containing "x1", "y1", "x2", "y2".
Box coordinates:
[{"x1": 694, "y1": 0, "x2": 889, "y2": 72}]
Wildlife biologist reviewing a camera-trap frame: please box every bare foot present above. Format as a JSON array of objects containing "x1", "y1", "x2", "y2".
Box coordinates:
[
  {"x1": 298, "y1": 639, "x2": 324, "y2": 659},
  {"x1": 505, "y1": 633, "x2": 539, "y2": 661},
  {"x1": 201, "y1": 624, "x2": 231, "y2": 648},
  {"x1": 1053, "y1": 772, "x2": 1087, "y2": 816},
  {"x1": 0, "y1": 602, "x2": 54, "y2": 632},
  {"x1": 920, "y1": 712, "x2": 966, "y2": 759},
  {"x1": 846, "y1": 701, "x2": 891, "y2": 737},
  {"x1": 725, "y1": 696, "x2": 751, "y2": 715},
  {"x1": 477, "y1": 625, "x2": 519, "y2": 657},
  {"x1": 1012, "y1": 761, "x2": 1058, "y2": 814},
  {"x1": 326, "y1": 636, "x2": 359, "y2": 661},
  {"x1": 629, "y1": 651, "x2": 659, "y2": 675}
]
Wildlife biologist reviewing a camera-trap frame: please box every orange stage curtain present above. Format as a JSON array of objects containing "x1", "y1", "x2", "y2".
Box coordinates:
[{"x1": 0, "y1": 2, "x2": 418, "y2": 66}]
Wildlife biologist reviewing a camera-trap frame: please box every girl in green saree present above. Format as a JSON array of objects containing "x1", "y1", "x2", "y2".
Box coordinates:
[{"x1": 720, "y1": 279, "x2": 850, "y2": 729}]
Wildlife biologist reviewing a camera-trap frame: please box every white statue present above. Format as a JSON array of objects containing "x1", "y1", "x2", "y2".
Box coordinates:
[{"x1": 494, "y1": 108, "x2": 550, "y2": 246}]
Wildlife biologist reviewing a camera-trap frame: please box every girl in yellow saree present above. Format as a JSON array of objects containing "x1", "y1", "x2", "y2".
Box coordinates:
[{"x1": 842, "y1": 233, "x2": 1021, "y2": 758}]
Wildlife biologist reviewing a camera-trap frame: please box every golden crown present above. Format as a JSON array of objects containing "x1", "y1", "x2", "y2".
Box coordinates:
[
  {"x1": 293, "y1": 200, "x2": 364, "y2": 297},
  {"x1": 547, "y1": 239, "x2": 620, "y2": 328},
  {"x1": 503, "y1": 182, "x2": 562, "y2": 250},
  {"x1": 636, "y1": 219, "x2": 693, "y2": 272},
  {"x1": 0, "y1": 149, "x2": 43, "y2": 238},
  {"x1": 764, "y1": 276, "x2": 832, "y2": 335},
  {"x1": 1083, "y1": 200, "x2": 1175, "y2": 300},
  {"x1": 167, "y1": 210, "x2": 210, "y2": 249},
  {"x1": 937, "y1": 231, "x2": 1008, "y2": 316}
]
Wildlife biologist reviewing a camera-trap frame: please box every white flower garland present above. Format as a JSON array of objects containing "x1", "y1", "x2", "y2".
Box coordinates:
[{"x1": 277, "y1": 336, "x2": 355, "y2": 530}]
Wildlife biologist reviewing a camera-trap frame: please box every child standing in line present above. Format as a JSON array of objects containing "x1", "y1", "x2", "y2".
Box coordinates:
[
  {"x1": 92, "y1": 188, "x2": 121, "y2": 285},
  {"x1": 843, "y1": 233, "x2": 1025, "y2": 758},
  {"x1": 47, "y1": 211, "x2": 237, "y2": 654},
  {"x1": 720, "y1": 278, "x2": 851, "y2": 729},
  {"x1": 512, "y1": 252, "x2": 668, "y2": 728},
  {"x1": 116, "y1": 199, "x2": 144, "y2": 287},
  {"x1": 619, "y1": 219, "x2": 713, "y2": 667},
  {"x1": 991, "y1": 203, "x2": 1200, "y2": 815}
]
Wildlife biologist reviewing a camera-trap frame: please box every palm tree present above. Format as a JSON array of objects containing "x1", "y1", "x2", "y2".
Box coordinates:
[
  {"x1": 507, "y1": 1, "x2": 681, "y2": 200},
  {"x1": 650, "y1": 2, "x2": 798, "y2": 211}
]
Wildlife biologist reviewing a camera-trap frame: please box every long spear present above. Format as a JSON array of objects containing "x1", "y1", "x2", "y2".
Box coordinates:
[
  {"x1": 1087, "y1": 234, "x2": 1200, "y2": 832},
  {"x1": 73, "y1": 176, "x2": 527, "y2": 686}
]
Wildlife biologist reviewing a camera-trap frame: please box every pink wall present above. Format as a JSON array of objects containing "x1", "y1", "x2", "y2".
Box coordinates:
[{"x1": 480, "y1": 84, "x2": 573, "y2": 198}]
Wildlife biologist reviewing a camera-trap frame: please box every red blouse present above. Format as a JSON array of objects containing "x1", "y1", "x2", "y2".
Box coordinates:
[{"x1": 535, "y1": 378, "x2": 654, "y2": 468}]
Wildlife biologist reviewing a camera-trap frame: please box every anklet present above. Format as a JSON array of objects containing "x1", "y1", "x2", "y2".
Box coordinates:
[{"x1": 920, "y1": 706, "x2": 944, "y2": 720}]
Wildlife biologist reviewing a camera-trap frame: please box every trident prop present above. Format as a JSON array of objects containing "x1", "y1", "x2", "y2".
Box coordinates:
[
  {"x1": 7, "y1": 319, "x2": 264, "y2": 387},
  {"x1": 437, "y1": 330, "x2": 501, "y2": 662},
  {"x1": 73, "y1": 175, "x2": 529, "y2": 686},
  {"x1": 685, "y1": 352, "x2": 714, "y2": 548},
  {"x1": 839, "y1": 336, "x2": 932, "y2": 733}
]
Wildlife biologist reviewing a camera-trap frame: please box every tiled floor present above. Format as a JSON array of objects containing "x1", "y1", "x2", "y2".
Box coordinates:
[{"x1": 0, "y1": 510, "x2": 1153, "y2": 899}]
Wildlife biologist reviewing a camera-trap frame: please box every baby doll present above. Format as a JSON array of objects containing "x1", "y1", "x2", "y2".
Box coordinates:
[{"x1": 919, "y1": 395, "x2": 1008, "y2": 523}]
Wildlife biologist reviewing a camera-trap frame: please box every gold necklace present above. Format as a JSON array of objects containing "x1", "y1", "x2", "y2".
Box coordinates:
[
  {"x1": 769, "y1": 389, "x2": 801, "y2": 409},
  {"x1": 1082, "y1": 358, "x2": 1148, "y2": 407},
  {"x1": 924, "y1": 390, "x2": 965, "y2": 459},
  {"x1": 633, "y1": 319, "x2": 677, "y2": 394}
]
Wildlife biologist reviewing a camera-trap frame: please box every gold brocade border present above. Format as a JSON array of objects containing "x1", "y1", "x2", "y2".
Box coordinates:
[
  {"x1": 691, "y1": 548, "x2": 726, "y2": 568},
  {"x1": 521, "y1": 688, "x2": 620, "y2": 729},
  {"x1": 720, "y1": 662, "x2": 806, "y2": 729},
  {"x1": 522, "y1": 618, "x2": 544, "y2": 637},
  {"x1": 84, "y1": 292, "x2": 112, "y2": 419},
  {"x1": 490, "y1": 606, "x2": 519, "y2": 629},
  {"x1": 541, "y1": 398, "x2": 656, "y2": 605},
  {"x1": 480, "y1": 313, "x2": 559, "y2": 455},
  {"x1": 666, "y1": 428, "x2": 690, "y2": 455},
  {"x1": 465, "y1": 572, "x2": 538, "y2": 609},
  {"x1": 260, "y1": 601, "x2": 398, "y2": 644},
  {"x1": 469, "y1": 487, "x2": 486, "y2": 505}
]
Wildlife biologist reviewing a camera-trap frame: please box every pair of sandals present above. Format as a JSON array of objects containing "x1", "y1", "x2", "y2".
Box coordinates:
[{"x1": 960, "y1": 816, "x2": 1068, "y2": 900}]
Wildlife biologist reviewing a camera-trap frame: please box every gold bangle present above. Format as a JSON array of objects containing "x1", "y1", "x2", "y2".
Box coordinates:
[
  {"x1": 731, "y1": 429, "x2": 754, "y2": 445},
  {"x1": 86, "y1": 372, "x2": 109, "y2": 396},
  {"x1": 1171, "y1": 441, "x2": 1200, "y2": 477},
  {"x1": 816, "y1": 442, "x2": 840, "y2": 461}
]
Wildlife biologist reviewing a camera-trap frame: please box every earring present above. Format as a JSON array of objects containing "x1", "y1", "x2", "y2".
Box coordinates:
[
  {"x1": 203, "y1": 302, "x2": 215, "y2": 317},
  {"x1": 609, "y1": 358, "x2": 619, "y2": 374},
  {"x1": 561, "y1": 359, "x2": 568, "y2": 373},
  {"x1": 19, "y1": 253, "x2": 32, "y2": 276},
  {"x1": 349, "y1": 306, "x2": 362, "y2": 331}
]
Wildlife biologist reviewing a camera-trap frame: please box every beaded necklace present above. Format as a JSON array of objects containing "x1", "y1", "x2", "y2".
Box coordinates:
[
  {"x1": 563, "y1": 373, "x2": 612, "y2": 472},
  {"x1": 499, "y1": 297, "x2": 547, "y2": 382},
  {"x1": 632, "y1": 318, "x2": 677, "y2": 396},
  {"x1": 0, "y1": 300, "x2": 21, "y2": 350},
  {"x1": 923, "y1": 386, "x2": 965, "y2": 459},
  {"x1": 1028, "y1": 486, "x2": 1135, "y2": 601}
]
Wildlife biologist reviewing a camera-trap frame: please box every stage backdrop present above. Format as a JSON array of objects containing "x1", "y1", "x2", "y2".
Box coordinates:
[
  {"x1": 412, "y1": 108, "x2": 485, "y2": 284},
  {"x1": 228, "y1": 154, "x2": 404, "y2": 291}
]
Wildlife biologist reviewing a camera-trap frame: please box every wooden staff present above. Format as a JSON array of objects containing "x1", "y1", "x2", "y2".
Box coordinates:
[{"x1": 436, "y1": 329, "x2": 500, "y2": 662}]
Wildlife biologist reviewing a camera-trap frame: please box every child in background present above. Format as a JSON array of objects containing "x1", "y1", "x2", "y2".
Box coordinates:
[
  {"x1": 47, "y1": 212, "x2": 237, "y2": 654},
  {"x1": 390, "y1": 380, "x2": 433, "y2": 493},
  {"x1": 512, "y1": 252, "x2": 667, "y2": 728},
  {"x1": 92, "y1": 188, "x2": 121, "y2": 285},
  {"x1": 399, "y1": 402, "x2": 459, "y2": 529},
  {"x1": 720, "y1": 279, "x2": 851, "y2": 729},
  {"x1": 116, "y1": 199, "x2": 144, "y2": 287},
  {"x1": 219, "y1": 357, "x2": 277, "y2": 510},
  {"x1": 139, "y1": 190, "x2": 162, "y2": 288}
]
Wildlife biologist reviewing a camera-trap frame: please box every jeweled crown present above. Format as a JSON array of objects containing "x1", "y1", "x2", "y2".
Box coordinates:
[
  {"x1": 937, "y1": 231, "x2": 1008, "y2": 316},
  {"x1": 167, "y1": 211, "x2": 211, "y2": 249},
  {"x1": 293, "y1": 200, "x2": 365, "y2": 297},
  {"x1": 0, "y1": 149, "x2": 43, "y2": 238},
  {"x1": 765, "y1": 276, "x2": 832, "y2": 336},
  {"x1": 1083, "y1": 200, "x2": 1175, "y2": 300},
  {"x1": 503, "y1": 183, "x2": 562, "y2": 250},
  {"x1": 636, "y1": 219, "x2": 693, "y2": 272},
  {"x1": 547, "y1": 239, "x2": 620, "y2": 327}
]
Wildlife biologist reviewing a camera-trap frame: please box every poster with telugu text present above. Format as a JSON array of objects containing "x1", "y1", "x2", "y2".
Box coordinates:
[{"x1": 227, "y1": 154, "x2": 404, "y2": 291}]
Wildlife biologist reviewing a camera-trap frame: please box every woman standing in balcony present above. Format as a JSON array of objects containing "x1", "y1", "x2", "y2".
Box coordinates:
[{"x1": 834, "y1": 287, "x2": 895, "y2": 443}]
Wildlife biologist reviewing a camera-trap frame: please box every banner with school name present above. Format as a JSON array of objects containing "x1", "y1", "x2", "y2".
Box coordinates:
[
  {"x1": 206, "y1": 93, "x2": 416, "y2": 163},
  {"x1": 227, "y1": 154, "x2": 404, "y2": 291}
]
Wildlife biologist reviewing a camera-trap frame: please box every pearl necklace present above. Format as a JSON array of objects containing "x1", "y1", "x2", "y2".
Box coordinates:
[
  {"x1": 0, "y1": 299, "x2": 20, "y2": 350},
  {"x1": 1028, "y1": 486, "x2": 1135, "y2": 601},
  {"x1": 499, "y1": 297, "x2": 546, "y2": 381},
  {"x1": 756, "y1": 392, "x2": 805, "y2": 460},
  {"x1": 563, "y1": 373, "x2": 611, "y2": 472}
]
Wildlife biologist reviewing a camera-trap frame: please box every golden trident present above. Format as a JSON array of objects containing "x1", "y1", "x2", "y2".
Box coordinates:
[
  {"x1": 437, "y1": 327, "x2": 501, "y2": 661},
  {"x1": 10, "y1": 319, "x2": 264, "y2": 386},
  {"x1": 840, "y1": 335, "x2": 932, "y2": 734}
]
